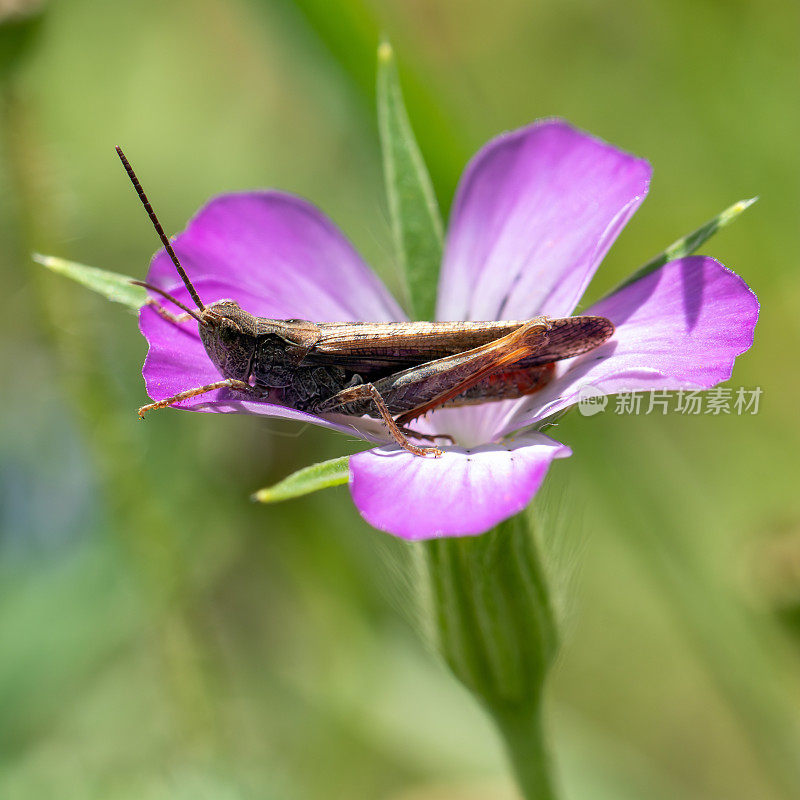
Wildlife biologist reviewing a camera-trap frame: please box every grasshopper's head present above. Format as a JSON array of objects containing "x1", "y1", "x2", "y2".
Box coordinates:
[{"x1": 197, "y1": 300, "x2": 257, "y2": 381}]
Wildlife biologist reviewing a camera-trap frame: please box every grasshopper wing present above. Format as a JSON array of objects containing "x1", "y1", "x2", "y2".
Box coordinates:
[
  {"x1": 318, "y1": 319, "x2": 550, "y2": 420},
  {"x1": 514, "y1": 315, "x2": 614, "y2": 367},
  {"x1": 305, "y1": 316, "x2": 612, "y2": 376}
]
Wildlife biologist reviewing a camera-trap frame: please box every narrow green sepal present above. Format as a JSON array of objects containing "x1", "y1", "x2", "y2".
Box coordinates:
[
  {"x1": 33, "y1": 254, "x2": 147, "y2": 311},
  {"x1": 251, "y1": 456, "x2": 350, "y2": 504},
  {"x1": 423, "y1": 513, "x2": 558, "y2": 708},
  {"x1": 376, "y1": 40, "x2": 444, "y2": 320},
  {"x1": 607, "y1": 196, "x2": 758, "y2": 296}
]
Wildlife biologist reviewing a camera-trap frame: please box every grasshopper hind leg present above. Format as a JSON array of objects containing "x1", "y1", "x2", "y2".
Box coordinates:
[
  {"x1": 359, "y1": 384, "x2": 444, "y2": 457},
  {"x1": 318, "y1": 382, "x2": 444, "y2": 457},
  {"x1": 398, "y1": 426, "x2": 455, "y2": 446}
]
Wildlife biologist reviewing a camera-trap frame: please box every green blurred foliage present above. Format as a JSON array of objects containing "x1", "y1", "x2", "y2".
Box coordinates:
[{"x1": 1, "y1": 0, "x2": 799, "y2": 798}]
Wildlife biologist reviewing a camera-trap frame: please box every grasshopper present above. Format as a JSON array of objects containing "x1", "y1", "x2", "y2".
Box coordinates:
[{"x1": 118, "y1": 147, "x2": 614, "y2": 457}]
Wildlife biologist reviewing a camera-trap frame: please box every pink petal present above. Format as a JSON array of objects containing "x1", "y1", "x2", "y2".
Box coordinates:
[
  {"x1": 139, "y1": 278, "x2": 392, "y2": 442},
  {"x1": 437, "y1": 119, "x2": 651, "y2": 321},
  {"x1": 349, "y1": 434, "x2": 571, "y2": 540},
  {"x1": 147, "y1": 191, "x2": 405, "y2": 322},
  {"x1": 505, "y1": 256, "x2": 759, "y2": 430}
]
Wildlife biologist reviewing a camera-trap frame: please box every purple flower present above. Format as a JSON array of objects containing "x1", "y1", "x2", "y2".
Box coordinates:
[{"x1": 139, "y1": 120, "x2": 758, "y2": 540}]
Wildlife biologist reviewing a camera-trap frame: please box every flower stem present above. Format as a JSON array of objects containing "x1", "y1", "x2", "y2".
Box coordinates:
[
  {"x1": 494, "y1": 704, "x2": 556, "y2": 800},
  {"x1": 420, "y1": 514, "x2": 560, "y2": 799}
]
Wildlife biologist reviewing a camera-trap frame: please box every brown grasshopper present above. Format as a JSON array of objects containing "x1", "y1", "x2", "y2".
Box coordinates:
[{"x1": 118, "y1": 147, "x2": 614, "y2": 457}]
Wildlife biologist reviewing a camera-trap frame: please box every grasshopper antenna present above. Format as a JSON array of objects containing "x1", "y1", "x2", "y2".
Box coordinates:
[
  {"x1": 115, "y1": 145, "x2": 205, "y2": 311},
  {"x1": 131, "y1": 281, "x2": 205, "y2": 325}
]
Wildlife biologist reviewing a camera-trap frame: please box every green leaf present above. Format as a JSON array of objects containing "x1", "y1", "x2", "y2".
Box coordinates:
[
  {"x1": 33, "y1": 254, "x2": 147, "y2": 310},
  {"x1": 607, "y1": 196, "x2": 758, "y2": 296},
  {"x1": 251, "y1": 456, "x2": 350, "y2": 504},
  {"x1": 377, "y1": 40, "x2": 444, "y2": 320}
]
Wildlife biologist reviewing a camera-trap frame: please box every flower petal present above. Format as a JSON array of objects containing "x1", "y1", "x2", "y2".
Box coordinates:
[
  {"x1": 349, "y1": 433, "x2": 571, "y2": 540},
  {"x1": 505, "y1": 256, "x2": 759, "y2": 430},
  {"x1": 147, "y1": 191, "x2": 405, "y2": 322},
  {"x1": 437, "y1": 119, "x2": 651, "y2": 321},
  {"x1": 139, "y1": 278, "x2": 393, "y2": 443}
]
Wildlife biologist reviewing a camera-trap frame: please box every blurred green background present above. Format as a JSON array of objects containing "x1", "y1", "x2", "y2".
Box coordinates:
[{"x1": 2, "y1": 0, "x2": 799, "y2": 798}]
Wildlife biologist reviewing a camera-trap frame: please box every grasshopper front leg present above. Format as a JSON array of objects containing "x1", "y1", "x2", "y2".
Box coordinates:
[
  {"x1": 145, "y1": 297, "x2": 195, "y2": 326},
  {"x1": 138, "y1": 379, "x2": 253, "y2": 417}
]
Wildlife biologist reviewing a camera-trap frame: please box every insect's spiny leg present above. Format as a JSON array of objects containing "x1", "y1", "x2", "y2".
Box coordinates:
[
  {"x1": 398, "y1": 426, "x2": 455, "y2": 445},
  {"x1": 138, "y1": 379, "x2": 251, "y2": 417},
  {"x1": 325, "y1": 382, "x2": 442, "y2": 457},
  {"x1": 145, "y1": 298, "x2": 194, "y2": 326},
  {"x1": 359, "y1": 384, "x2": 442, "y2": 457}
]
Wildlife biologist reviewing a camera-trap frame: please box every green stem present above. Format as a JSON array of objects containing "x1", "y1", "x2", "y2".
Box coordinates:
[
  {"x1": 420, "y1": 514, "x2": 560, "y2": 799},
  {"x1": 494, "y1": 704, "x2": 556, "y2": 800}
]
